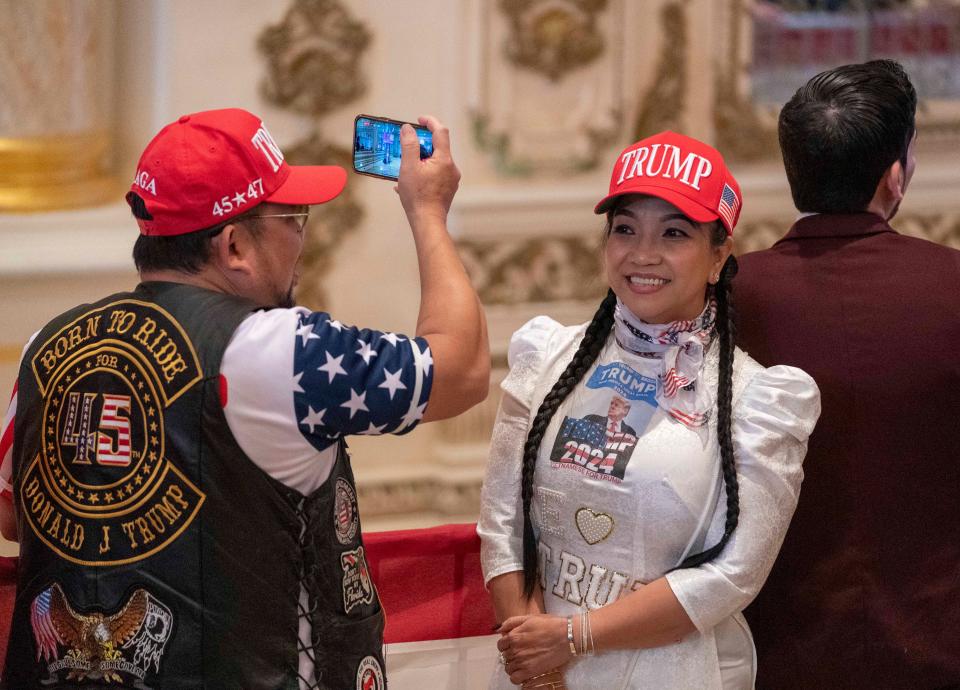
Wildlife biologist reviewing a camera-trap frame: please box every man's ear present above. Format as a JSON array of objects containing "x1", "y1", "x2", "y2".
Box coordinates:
[
  {"x1": 212, "y1": 222, "x2": 257, "y2": 275},
  {"x1": 882, "y1": 159, "x2": 906, "y2": 203}
]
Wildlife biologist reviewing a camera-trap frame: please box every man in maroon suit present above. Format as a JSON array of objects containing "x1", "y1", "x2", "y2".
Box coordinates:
[{"x1": 735, "y1": 60, "x2": 960, "y2": 689}]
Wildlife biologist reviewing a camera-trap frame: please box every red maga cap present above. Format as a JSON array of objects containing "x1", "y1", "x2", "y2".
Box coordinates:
[
  {"x1": 594, "y1": 131, "x2": 741, "y2": 235},
  {"x1": 127, "y1": 108, "x2": 347, "y2": 236}
]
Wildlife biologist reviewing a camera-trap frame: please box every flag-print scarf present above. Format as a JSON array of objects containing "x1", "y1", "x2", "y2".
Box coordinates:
[{"x1": 612, "y1": 297, "x2": 716, "y2": 429}]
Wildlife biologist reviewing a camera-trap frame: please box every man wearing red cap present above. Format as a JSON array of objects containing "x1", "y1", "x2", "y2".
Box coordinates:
[
  {"x1": 736, "y1": 61, "x2": 960, "y2": 689},
  {"x1": 0, "y1": 108, "x2": 488, "y2": 689}
]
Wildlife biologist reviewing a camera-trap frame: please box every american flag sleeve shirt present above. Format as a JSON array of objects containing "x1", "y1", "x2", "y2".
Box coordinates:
[
  {"x1": 0, "y1": 310, "x2": 433, "y2": 501},
  {"x1": 221, "y1": 308, "x2": 433, "y2": 495}
]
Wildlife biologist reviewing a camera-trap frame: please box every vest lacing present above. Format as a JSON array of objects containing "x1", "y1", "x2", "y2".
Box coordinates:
[{"x1": 295, "y1": 497, "x2": 322, "y2": 690}]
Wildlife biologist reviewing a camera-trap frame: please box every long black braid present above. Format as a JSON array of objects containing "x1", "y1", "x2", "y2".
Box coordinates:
[
  {"x1": 521, "y1": 290, "x2": 617, "y2": 597},
  {"x1": 676, "y1": 231, "x2": 739, "y2": 569},
  {"x1": 519, "y1": 222, "x2": 740, "y2": 597}
]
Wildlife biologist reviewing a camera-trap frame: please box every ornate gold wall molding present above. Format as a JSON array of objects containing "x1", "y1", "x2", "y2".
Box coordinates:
[
  {"x1": 632, "y1": 1, "x2": 689, "y2": 140},
  {"x1": 735, "y1": 211, "x2": 960, "y2": 254},
  {"x1": 257, "y1": 0, "x2": 372, "y2": 309},
  {"x1": 713, "y1": 0, "x2": 780, "y2": 162},
  {"x1": 894, "y1": 212, "x2": 960, "y2": 249},
  {"x1": 458, "y1": 235, "x2": 606, "y2": 305},
  {"x1": 469, "y1": 0, "x2": 625, "y2": 176},
  {"x1": 0, "y1": 132, "x2": 120, "y2": 212},
  {"x1": 0, "y1": 1, "x2": 119, "y2": 211},
  {"x1": 500, "y1": 0, "x2": 609, "y2": 81}
]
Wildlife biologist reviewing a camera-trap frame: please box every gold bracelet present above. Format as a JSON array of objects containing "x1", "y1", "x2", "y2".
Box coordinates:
[{"x1": 566, "y1": 615, "x2": 576, "y2": 655}]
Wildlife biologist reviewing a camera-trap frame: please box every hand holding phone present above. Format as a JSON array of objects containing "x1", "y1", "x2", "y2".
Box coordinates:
[
  {"x1": 353, "y1": 115, "x2": 433, "y2": 181},
  {"x1": 395, "y1": 116, "x2": 460, "y2": 226}
]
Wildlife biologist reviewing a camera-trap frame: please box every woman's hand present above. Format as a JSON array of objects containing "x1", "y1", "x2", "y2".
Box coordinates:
[{"x1": 497, "y1": 614, "x2": 571, "y2": 685}]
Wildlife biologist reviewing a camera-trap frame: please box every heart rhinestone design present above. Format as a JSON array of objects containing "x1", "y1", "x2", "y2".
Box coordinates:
[{"x1": 575, "y1": 508, "x2": 615, "y2": 545}]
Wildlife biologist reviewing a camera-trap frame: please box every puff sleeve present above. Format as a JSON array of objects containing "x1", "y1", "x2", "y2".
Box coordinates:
[
  {"x1": 664, "y1": 365, "x2": 821, "y2": 633},
  {"x1": 477, "y1": 316, "x2": 563, "y2": 586}
]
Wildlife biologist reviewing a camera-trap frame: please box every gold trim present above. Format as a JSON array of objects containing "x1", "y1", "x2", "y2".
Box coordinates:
[
  {"x1": 632, "y1": 1, "x2": 688, "y2": 140},
  {"x1": 0, "y1": 131, "x2": 121, "y2": 212},
  {"x1": 500, "y1": 0, "x2": 609, "y2": 81},
  {"x1": 0, "y1": 345, "x2": 23, "y2": 364},
  {"x1": 713, "y1": 0, "x2": 779, "y2": 161},
  {"x1": 575, "y1": 507, "x2": 614, "y2": 545},
  {"x1": 256, "y1": 0, "x2": 372, "y2": 308}
]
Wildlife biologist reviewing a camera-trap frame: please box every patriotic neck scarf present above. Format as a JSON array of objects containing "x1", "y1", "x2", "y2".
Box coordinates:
[{"x1": 613, "y1": 297, "x2": 717, "y2": 429}]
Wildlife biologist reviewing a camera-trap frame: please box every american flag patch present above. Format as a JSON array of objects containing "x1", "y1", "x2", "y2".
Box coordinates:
[
  {"x1": 718, "y1": 183, "x2": 740, "y2": 230},
  {"x1": 30, "y1": 588, "x2": 62, "y2": 662}
]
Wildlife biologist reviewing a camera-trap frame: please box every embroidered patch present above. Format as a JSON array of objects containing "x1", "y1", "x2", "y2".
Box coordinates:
[
  {"x1": 334, "y1": 478, "x2": 359, "y2": 545},
  {"x1": 22, "y1": 300, "x2": 206, "y2": 566},
  {"x1": 575, "y1": 507, "x2": 614, "y2": 545},
  {"x1": 30, "y1": 582, "x2": 173, "y2": 685},
  {"x1": 535, "y1": 487, "x2": 565, "y2": 537},
  {"x1": 341, "y1": 545, "x2": 374, "y2": 614},
  {"x1": 356, "y1": 655, "x2": 384, "y2": 690}
]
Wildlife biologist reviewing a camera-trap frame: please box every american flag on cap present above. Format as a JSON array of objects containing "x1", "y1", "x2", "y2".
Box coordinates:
[{"x1": 718, "y1": 183, "x2": 740, "y2": 232}]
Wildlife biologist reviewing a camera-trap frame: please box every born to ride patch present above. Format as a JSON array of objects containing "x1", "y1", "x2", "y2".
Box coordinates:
[
  {"x1": 31, "y1": 582, "x2": 173, "y2": 685},
  {"x1": 22, "y1": 300, "x2": 206, "y2": 566}
]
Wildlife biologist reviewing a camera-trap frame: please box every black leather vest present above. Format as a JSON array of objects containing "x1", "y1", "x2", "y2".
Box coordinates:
[{"x1": 3, "y1": 282, "x2": 385, "y2": 690}]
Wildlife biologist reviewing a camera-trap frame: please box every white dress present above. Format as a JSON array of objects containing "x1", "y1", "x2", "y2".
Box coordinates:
[{"x1": 477, "y1": 316, "x2": 821, "y2": 689}]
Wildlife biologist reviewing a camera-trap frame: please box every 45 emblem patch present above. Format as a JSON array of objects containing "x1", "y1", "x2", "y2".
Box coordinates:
[
  {"x1": 21, "y1": 300, "x2": 206, "y2": 566},
  {"x1": 31, "y1": 582, "x2": 173, "y2": 685},
  {"x1": 341, "y1": 545, "x2": 374, "y2": 614}
]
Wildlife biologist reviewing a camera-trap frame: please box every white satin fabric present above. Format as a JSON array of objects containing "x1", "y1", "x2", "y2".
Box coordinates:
[{"x1": 478, "y1": 316, "x2": 820, "y2": 689}]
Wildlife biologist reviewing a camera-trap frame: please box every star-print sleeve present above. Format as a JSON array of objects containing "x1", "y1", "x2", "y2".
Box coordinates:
[{"x1": 221, "y1": 307, "x2": 433, "y2": 495}]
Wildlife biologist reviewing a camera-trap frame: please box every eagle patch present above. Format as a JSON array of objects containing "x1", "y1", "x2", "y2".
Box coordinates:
[{"x1": 30, "y1": 582, "x2": 173, "y2": 685}]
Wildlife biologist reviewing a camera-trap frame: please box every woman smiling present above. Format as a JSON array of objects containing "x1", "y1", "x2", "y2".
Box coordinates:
[{"x1": 478, "y1": 132, "x2": 821, "y2": 689}]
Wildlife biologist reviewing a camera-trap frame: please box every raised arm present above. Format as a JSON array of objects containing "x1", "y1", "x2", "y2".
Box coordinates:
[{"x1": 396, "y1": 116, "x2": 489, "y2": 421}]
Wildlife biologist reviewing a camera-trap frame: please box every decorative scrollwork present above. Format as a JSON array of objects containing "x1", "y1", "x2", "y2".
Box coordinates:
[
  {"x1": 258, "y1": 0, "x2": 371, "y2": 117},
  {"x1": 458, "y1": 235, "x2": 607, "y2": 305},
  {"x1": 735, "y1": 211, "x2": 960, "y2": 254},
  {"x1": 714, "y1": 0, "x2": 780, "y2": 162},
  {"x1": 257, "y1": 0, "x2": 372, "y2": 309},
  {"x1": 632, "y1": 1, "x2": 688, "y2": 140},
  {"x1": 500, "y1": 0, "x2": 609, "y2": 81}
]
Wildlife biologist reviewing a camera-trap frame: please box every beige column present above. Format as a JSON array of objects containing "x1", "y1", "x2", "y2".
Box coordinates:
[{"x1": 0, "y1": 0, "x2": 118, "y2": 211}]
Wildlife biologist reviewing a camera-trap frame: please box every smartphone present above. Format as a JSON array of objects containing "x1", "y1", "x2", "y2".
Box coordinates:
[{"x1": 353, "y1": 114, "x2": 433, "y2": 180}]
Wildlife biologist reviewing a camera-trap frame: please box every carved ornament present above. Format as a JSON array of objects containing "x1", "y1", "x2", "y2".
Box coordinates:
[
  {"x1": 257, "y1": 0, "x2": 372, "y2": 309},
  {"x1": 500, "y1": 0, "x2": 609, "y2": 81}
]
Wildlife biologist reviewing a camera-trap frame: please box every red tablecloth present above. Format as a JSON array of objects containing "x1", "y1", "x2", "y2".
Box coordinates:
[{"x1": 0, "y1": 522, "x2": 494, "y2": 672}]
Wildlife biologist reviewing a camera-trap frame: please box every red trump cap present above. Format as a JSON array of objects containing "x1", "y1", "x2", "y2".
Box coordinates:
[
  {"x1": 127, "y1": 108, "x2": 347, "y2": 236},
  {"x1": 594, "y1": 131, "x2": 742, "y2": 235}
]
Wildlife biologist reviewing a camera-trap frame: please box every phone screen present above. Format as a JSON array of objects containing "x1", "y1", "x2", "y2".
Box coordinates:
[{"x1": 353, "y1": 115, "x2": 433, "y2": 180}]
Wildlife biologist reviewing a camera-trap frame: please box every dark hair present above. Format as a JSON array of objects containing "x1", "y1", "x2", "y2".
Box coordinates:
[
  {"x1": 519, "y1": 221, "x2": 739, "y2": 596},
  {"x1": 129, "y1": 193, "x2": 262, "y2": 274},
  {"x1": 778, "y1": 59, "x2": 916, "y2": 214}
]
